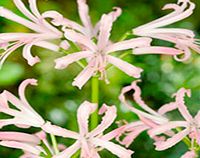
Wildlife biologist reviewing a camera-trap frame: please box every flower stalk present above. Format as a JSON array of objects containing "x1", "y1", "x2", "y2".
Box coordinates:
[{"x1": 90, "y1": 75, "x2": 99, "y2": 130}]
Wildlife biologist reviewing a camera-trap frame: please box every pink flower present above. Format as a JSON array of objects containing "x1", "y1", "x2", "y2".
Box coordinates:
[
  {"x1": 42, "y1": 0, "x2": 121, "y2": 39},
  {"x1": 118, "y1": 80, "x2": 181, "y2": 147},
  {"x1": 42, "y1": 101, "x2": 133, "y2": 158},
  {"x1": 133, "y1": 0, "x2": 199, "y2": 61},
  {"x1": 0, "y1": 0, "x2": 63, "y2": 67},
  {"x1": 0, "y1": 79, "x2": 45, "y2": 128},
  {"x1": 148, "y1": 88, "x2": 200, "y2": 151},
  {"x1": 54, "y1": 12, "x2": 151, "y2": 89}
]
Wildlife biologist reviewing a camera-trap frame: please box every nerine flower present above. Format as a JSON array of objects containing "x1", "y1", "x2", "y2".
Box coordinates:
[
  {"x1": 42, "y1": 101, "x2": 133, "y2": 158},
  {"x1": 118, "y1": 80, "x2": 182, "y2": 147},
  {"x1": 133, "y1": 0, "x2": 199, "y2": 61},
  {"x1": 0, "y1": 79, "x2": 45, "y2": 128},
  {"x1": 148, "y1": 88, "x2": 200, "y2": 151},
  {"x1": 55, "y1": 12, "x2": 152, "y2": 89},
  {"x1": 42, "y1": 0, "x2": 121, "y2": 39},
  {"x1": 0, "y1": 0, "x2": 63, "y2": 67}
]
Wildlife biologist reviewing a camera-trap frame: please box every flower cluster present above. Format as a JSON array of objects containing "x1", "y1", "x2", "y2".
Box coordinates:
[{"x1": 0, "y1": 0, "x2": 200, "y2": 157}]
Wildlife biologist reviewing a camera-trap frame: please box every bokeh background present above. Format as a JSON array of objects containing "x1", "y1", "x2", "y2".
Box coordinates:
[{"x1": 0, "y1": 0, "x2": 200, "y2": 157}]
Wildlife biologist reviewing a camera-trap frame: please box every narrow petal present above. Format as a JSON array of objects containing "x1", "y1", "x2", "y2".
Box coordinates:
[
  {"x1": 155, "y1": 129, "x2": 190, "y2": 150},
  {"x1": 134, "y1": 46, "x2": 182, "y2": 55},
  {"x1": 34, "y1": 41, "x2": 59, "y2": 52},
  {"x1": 107, "y1": 55, "x2": 143, "y2": 78},
  {"x1": 89, "y1": 104, "x2": 117, "y2": 137},
  {"x1": 0, "y1": 7, "x2": 43, "y2": 33},
  {"x1": 158, "y1": 102, "x2": 177, "y2": 115},
  {"x1": 105, "y1": 37, "x2": 152, "y2": 54},
  {"x1": 18, "y1": 79, "x2": 38, "y2": 109},
  {"x1": 175, "y1": 88, "x2": 193, "y2": 122},
  {"x1": 22, "y1": 43, "x2": 40, "y2": 66},
  {"x1": 77, "y1": 101, "x2": 97, "y2": 136},
  {"x1": 72, "y1": 60, "x2": 96, "y2": 89},
  {"x1": 55, "y1": 51, "x2": 93, "y2": 69},
  {"x1": 77, "y1": 0, "x2": 93, "y2": 36},
  {"x1": 13, "y1": 0, "x2": 38, "y2": 22},
  {"x1": 42, "y1": 122, "x2": 79, "y2": 139},
  {"x1": 53, "y1": 141, "x2": 80, "y2": 158},
  {"x1": 0, "y1": 132, "x2": 40, "y2": 144},
  {"x1": 97, "y1": 14, "x2": 113, "y2": 50},
  {"x1": 93, "y1": 138, "x2": 133, "y2": 158},
  {"x1": 64, "y1": 29, "x2": 96, "y2": 51},
  {"x1": 148, "y1": 121, "x2": 188, "y2": 137},
  {"x1": 0, "y1": 141, "x2": 41, "y2": 155}
]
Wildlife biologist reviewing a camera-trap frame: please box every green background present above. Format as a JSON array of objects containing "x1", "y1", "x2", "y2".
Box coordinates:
[{"x1": 0, "y1": 0, "x2": 200, "y2": 157}]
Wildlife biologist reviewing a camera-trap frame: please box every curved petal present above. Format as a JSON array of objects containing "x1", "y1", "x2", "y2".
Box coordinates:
[
  {"x1": 89, "y1": 104, "x2": 117, "y2": 137},
  {"x1": 77, "y1": 101, "x2": 97, "y2": 136},
  {"x1": 93, "y1": 138, "x2": 133, "y2": 158},
  {"x1": 158, "y1": 102, "x2": 177, "y2": 115},
  {"x1": 18, "y1": 79, "x2": 38, "y2": 109},
  {"x1": 175, "y1": 88, "x2": 193, "y2": 122},
  {"x1": 107, "y1": 55, "x2": 143, "y2": 78},
  {"x1": 155, "y1": 129, "x2": 190, "y2": 151},
  {"x1": 181, "y1": 150, "x2": 196, "y2": 158},
  {"x1": 23, "y1": 43, "x2": 40, "y2": 66},
  {"x1": 55, "y1": 51, "x2": 93, "y2": 69}
]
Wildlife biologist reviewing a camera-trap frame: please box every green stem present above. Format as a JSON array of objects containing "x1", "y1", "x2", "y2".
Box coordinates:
[
  {"x1": 50, "y1": 134, "x2": 59, "y2": 155},
  {"x1": 90, "y1": 75, "x2": 99, "y2": 130}
]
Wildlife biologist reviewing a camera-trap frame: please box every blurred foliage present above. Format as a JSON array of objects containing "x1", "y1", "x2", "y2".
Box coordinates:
[{"x1": 0, "y1": 0, "x2": 200, "y2": 157}]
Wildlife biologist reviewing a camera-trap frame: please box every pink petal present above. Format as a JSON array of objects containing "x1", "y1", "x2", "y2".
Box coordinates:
[
  {"x1": 0, "y1": 132, "x2": 40, "y2": 144},
  {"x1": 107, "y1": 55, "x2": 143, "y2": 78},
  {"x1": 18, "y1": 79, "x2": 38, "y2": 109},
  {"x1": 13, "y1": 0, "x2": 38, "y2": 22},
  {"x1": 53, "y1": 141, "x2": 80, "y2": 158},
  {"x1": 149, "y1": 121, "x2": 188, "y2": 137},
  {"x1": 105, "y1": 37, "x2": 152, "y2": 54},
  {"x1": 42, "y1": 122, "x2": 79, "y2": 139},
  {"x1": 77, "y1": 0, "x2": 93, "y2": 37},
  {"x1": 0, "y1": 141, "x2": 41, "y2": 155},
  {"x1": 89, "y1": 104, "x2": 117, "y2": 137},
  {"x1": 97, "y1": 14, "x2": 113, "y2": 50},
  {"x1": 34, "y1": 41, "x2": 59, "y2": 52},
  {"x1": 93, "y1": 138, "x2": 133, "y2": 158},
  {"x1": 64, "y1": 29, "x2": 96, "y2": 51},
  {"x1": 155, "y1": 129, "x2": 190, "y2": 150},
  {"x1": 72, "y1": 60, "x2": 96, "y2": 89},
  {"x1": 22, "y1": 43, "x2": 40, "y2": 66},
  {"x1": 55, "y1": 51, "x2": 93, "y2": 69},
  {"x1": 134, "y1": 46, "x2": 182, "y2": 55},
  {"x1": 158, "y1": 102, "x2": 177, "y2": 115},
  {"x1": 77, "y1": 101, "x2": 97, "y2": 136},
  {"x1": 107, "y1": 7, "x2": 122, "y2": 23},
  {"x1": 175, "y1": 88, "x2": 193, "y2": 122}
]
